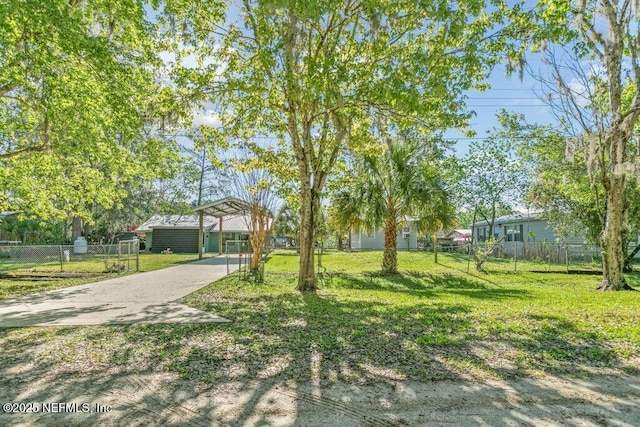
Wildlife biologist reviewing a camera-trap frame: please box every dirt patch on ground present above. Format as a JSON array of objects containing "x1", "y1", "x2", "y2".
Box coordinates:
[
  {"x1": 1, "y1": 370, "x2": 638, "y2": 426},
  {"x1": 0, "y1": 272, "x2": 102, "y2": 281}
]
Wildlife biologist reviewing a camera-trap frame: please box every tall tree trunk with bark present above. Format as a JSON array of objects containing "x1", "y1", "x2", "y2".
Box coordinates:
[
  {"x1": 296, "y1": 186, "x2": 320, "y2": 291},
  {"x1": 382, "y1": 219, "x2": 398, "y2": 273},
  {"x1": 599, "y1": 174, "x2": 632, "y2": 290},
  {"x1": 433, "y1": 231, "x2": 439, "y2": 264},
  {"x1": 71, "y1": 217, "x2": 82, "y2": 242}
]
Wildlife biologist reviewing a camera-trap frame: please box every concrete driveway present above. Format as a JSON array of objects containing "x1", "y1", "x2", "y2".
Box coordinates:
[{"x1": 0, "y1": 256, "x2": 240, "y2": 327}]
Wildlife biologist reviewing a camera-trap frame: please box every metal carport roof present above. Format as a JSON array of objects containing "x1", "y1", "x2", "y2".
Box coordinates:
[
  {"x1": 193, "y1": 197, "x2": 251, "y2": 258},
  {"x1": 193, "y1": 196, "x2": 251, "y2": 217}
]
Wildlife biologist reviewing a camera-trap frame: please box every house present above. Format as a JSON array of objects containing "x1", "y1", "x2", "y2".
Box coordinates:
[
  {"x1": 471, "y1": 212, "x2": 605, "y2": 260},
  {"x1": 471, "y1": 213, "x2": 640, "y2": 262},
  {"x1": 137, "y1": 214, "x2": 256, "y2": 254},
  {"x1": 471, "y1": 212, "x2": 587, "y2": 244},
  {"x1": 350, "y1": 220, "x2": 419, "y2": 251}
]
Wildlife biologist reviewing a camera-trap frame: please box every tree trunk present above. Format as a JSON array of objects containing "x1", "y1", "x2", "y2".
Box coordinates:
[
  {"x1": 599, "y1": 175, "x2": 633, "y2": 290},
  {"x1": 248, "y1": 210, "x2": 268, "y2": 271},
  {"x1": 250, "y1": 229, "x2": 263, "y2": 271},
  {"x1": 433, "y1": 231, "x2": 438, "y2": 264},
  {"x1": 297, "y1": 187, "x2": 318, "y2": 291},
  {"x1": 71, "y1": 217, "x2": 82, "y2": 242},
  {"x1": 251, "y1": 247, "x2": 263, "y2": 270},
  {"x1": 382, "y1": 219, "x2": 398, "y2": 273}
]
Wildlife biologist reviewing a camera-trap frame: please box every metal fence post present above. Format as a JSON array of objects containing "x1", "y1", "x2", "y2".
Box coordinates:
[
  {"x1": 127, "y1": 241, "x2": 131, "y2": 272},
  {"x1": 59, "y1": 245, "x2": 64, "y2": 272}
]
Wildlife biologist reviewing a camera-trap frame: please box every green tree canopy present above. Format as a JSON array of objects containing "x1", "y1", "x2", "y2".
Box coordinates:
[
  {"x1": 458, "y1": 118, "x2": 527, "y2": 240},
  {"x1": 0, "y1": 0, "x2": 181, "y2": 224},
  {"x1": 168, "y1": 0, "x2": 512, "y2": 290}
]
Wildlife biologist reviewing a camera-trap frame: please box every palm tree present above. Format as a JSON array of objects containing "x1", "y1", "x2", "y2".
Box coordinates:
[
  {"x1": 273, "y1": 203, "x2": 300, "y2": 248},
  {"x1": 330, "y1": 189, "x2": 363, "y2": 252},
  {"x1": 333, "y1": 138, "x2": 454, "y2": 273}
]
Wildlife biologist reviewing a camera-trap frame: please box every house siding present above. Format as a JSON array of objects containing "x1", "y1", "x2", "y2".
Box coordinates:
[
  {"x1": 205, "y1": 231, "x2": 250, "y2": 253},
  {"x1": 350, "y1": 223, "x2": 419, "y2": 251},
  {"x1": 151, "y1": 229, "x2": 200, "y2": 253},
  {"x1": 144, "y1": 231, "x2": 153, "y2": 252},
  {"x1": 472, "y1": 216, "x2": 604, "y2": 259},
  {"x1": 473, "y1": 218, "x2": 585, "y2": 245}
]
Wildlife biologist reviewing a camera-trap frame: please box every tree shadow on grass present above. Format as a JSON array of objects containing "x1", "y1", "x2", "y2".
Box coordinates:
[
  {"x1": 322, "y1": 271, "x2": 528, "y2": 302},
  {"x1": 0, "y1": 277, "x2": 637, "y2": 426},
  {"x1": 267, "y1": 250, "x2": 300, "y2": 257},
  {"x1": 624, "y1": 272, "x2": 640, "y2": 288},
  {"x1": 405, "y1": 271, "x2": 488, "y2": 289}
]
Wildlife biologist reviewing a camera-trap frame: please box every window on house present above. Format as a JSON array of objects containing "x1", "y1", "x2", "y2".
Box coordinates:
[
  {"x1": 505, "y1": 225, "x2": 523, "y2": 242},
  {"x1": 477, "y1": 227, "x2": 486, "y2": 242}
]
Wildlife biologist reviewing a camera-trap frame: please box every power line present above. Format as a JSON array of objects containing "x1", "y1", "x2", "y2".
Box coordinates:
[
  {"x1": 466, "y1": 104, "x2": 547, "y2": 107},
  {"x1": 442, "y1": 136, "x2": 564, "y2": 140},
  {"x1": 465, "y1": 97, "x2": 542, "y2": 100},
  {"x1": 468, "y1": 88, "x2": 539, "y2": 91}
]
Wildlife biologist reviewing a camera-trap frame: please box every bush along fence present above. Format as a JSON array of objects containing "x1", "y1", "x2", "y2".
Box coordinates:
[
  {"x1": 454, "y1": 241, "x2": 605, "y2": 273},
  {"x1": 0, "y1": 240, "x2": 140, "y2": 275}
]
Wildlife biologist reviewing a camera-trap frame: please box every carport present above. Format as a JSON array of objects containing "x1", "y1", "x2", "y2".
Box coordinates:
[{"x1": 193, "y1": 196, "x2": 251, "y2": 259}]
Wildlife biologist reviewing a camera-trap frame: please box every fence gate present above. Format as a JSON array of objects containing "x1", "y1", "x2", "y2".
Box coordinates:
[{"x1": 116, "y1": 239, "x2": 140, "y2": 273}]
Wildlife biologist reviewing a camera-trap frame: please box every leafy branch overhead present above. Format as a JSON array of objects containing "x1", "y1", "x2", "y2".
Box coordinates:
[{"x1": 0, "y1": 0, "x2": 181, "y2": 222}]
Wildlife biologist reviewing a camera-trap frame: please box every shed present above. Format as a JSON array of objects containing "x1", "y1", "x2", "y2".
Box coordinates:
[
  {"x1": 138, "y1": 213, "x2": 256, "y2": 254},
  {"x1": 437, "y1": 229, "x2": 472, "y2": 251}
]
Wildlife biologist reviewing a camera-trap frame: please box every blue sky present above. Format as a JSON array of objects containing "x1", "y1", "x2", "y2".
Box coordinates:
[{"x1": 446, "y1": 62, "x2": 557, "y2": 157}]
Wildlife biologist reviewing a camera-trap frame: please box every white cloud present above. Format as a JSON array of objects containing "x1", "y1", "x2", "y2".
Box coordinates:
[{"x1": 193, "y1": 110, "x2": 222, "y2": 128}]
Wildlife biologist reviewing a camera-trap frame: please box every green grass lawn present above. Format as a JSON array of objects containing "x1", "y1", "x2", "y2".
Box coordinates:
[
  {"x1": 0, "y1": 250, "x2": 638, "y2": 387},
  {"x1": 0, "y1": 253, "x2": 212, "y2": 300}
]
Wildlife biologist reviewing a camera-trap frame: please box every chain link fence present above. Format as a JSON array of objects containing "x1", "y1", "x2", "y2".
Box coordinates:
[
  {"x1": 0, "y1": 240, "x2": 139, "y2": 275},
  {"x1": 224, "y1": 239, "x2": 250, "y2": 254},
  {"x1": 447, "y1": 242, "x2": 604, "y2": 272}
]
